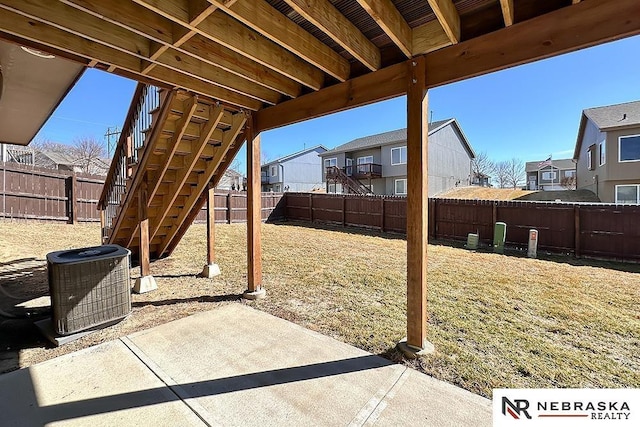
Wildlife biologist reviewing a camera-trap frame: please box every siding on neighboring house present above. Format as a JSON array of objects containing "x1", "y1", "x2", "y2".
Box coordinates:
[
  {"x1": 320, "y1": 119, "x2": 475, "y2": 196},
  {"x1": 574, "y1": 101, "x2": 640, "y2": 203},
  {"x1": 262, "y1": 145, "x2": 327, "y2": 192}
]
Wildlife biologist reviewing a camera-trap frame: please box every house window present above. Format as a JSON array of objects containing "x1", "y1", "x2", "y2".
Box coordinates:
[
  {"x1": 541, "y1": 171, "x2": 557, "y2": 181},
  {"x1": 587, "y1": 145, "x2": 596, "y2": 170},
  {"x1": 395, "y1": 179, "x2": 407, "y2": 195},
  {"x1": 615, "y1": 185, "x2": 640, "y2": 204},
  {"x1": 324, "y1": 158, "x2": 337, "y2": 168},
  {"x1": 270, "y1": 165, "x2": 277, "y2": 176},
  {"x1": 619, "y1": 135, "x2": 640, "y2": 162},
  {"x1": 599, "y1": 140, "x2": 606, "y2": 166},
  {"x1": 564, "y1": 170, "x2": 576, "y2": 177},
  {"x1": 357, "y1": 156, "x2": 373, "y2": 174},
  {"x1": 391, "y1": 146, "x2": 407, "y2": 165},
  {"x1": 328, "y1": 183, "x2": 336, "y2": 193}
]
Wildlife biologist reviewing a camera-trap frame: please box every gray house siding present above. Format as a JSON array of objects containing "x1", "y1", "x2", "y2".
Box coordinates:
[
  {"x1": 262, "y1": 146, "x2": 326, "y2": 192},
  {"x1": 576, "y1": 119, "x2": 604, "y2": 196},
  {"x1": 321, "y1": 119, "x2": 474, "y2": 196},
  {"x1": 427, "y1": 125, "x2": 472, "y2": 195}
]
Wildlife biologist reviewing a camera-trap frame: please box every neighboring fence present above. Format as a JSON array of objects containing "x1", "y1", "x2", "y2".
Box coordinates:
[
  {"x1": 0, "y1": 162, "x2": 105, "y2": 222},
  {"x1": 284, "y1": 193, "x2": 640, "y2": 262},
  {"x1": 194, "y1": 192, "x2": 285, "y2": 223}
]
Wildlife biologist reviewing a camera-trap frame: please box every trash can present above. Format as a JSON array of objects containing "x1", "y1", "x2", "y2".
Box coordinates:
[
  {"x1": 47, "y1": 244, "x2": 131, "y2": 335},
  {"x1": 493, "y1": 222, "x2": 507, "y2": 254}
]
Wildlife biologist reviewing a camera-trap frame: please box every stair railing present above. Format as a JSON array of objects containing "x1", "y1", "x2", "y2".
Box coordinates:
[
  {"x1": 326, "y1": 166, "x2": 373, "y2": 195},
  {"x1": 98, "y1": 83, "x2": 159, "y2": 242}
]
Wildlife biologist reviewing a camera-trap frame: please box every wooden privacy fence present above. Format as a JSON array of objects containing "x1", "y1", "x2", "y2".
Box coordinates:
[
  {"x1": 0, "y1": 163, "x2": 105, "y2": 222},
  {"x1": 285, "y1": 193, "x2": 640, "y2": 262},
  {"x1": 194, "y1": 192, "x2": 285, "y2": 223}
]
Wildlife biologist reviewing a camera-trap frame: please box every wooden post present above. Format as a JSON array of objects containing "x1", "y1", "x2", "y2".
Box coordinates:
[
  {"x1": 138, "y1": 178, "x2": 150, "y2": 277},
  {"x1": 125, "y1": 135, "x2": 133, "y2": 178},
  {"x1": 380, "y1": 197, "x2": 385, "y2": 232},
  {"x1": 100, "y1": 208, "x2": 106, "y2": 243},
  {"x1": 400, "y1": 56, "x2": 433, "y2": 355},
  {"x1": 574, "y1": 205, "x2": 581, "y2": 258},
  {"x1": 428, "y1": 198, "x2": 436, "y2": 239},
  {"x1": 68, "y1": 173, "x2": 78, "y2": 224},
  {"x1": 244, "y1": 114, "x2": 265, "y2": 299},
  {"x1": 206, "y1": 185, "x2": 216, "y2": 265},
  {"x1": 227, "y1": 192, "x2": 232, "y2": 224},
  {"x1": 342, "y1": 195, "x2": 346, "y2": 227},
  {"x1": 492, "y1": 202, "x2": 498, "y2": 234},
  {"x1": 309, "y1": 193, "x2": 313, "y2": 222},
  {"x1": 133, "y1": 174, "x2": 157, "y2": 293}
]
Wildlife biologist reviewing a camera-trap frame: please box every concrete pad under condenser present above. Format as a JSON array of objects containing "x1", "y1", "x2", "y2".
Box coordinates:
[
  {"x1": 126, "y1": 304, "x2": 406, "y2": 426},
  {"x1": 0, "y1": 340, "x2": 206, "y2": 426}
]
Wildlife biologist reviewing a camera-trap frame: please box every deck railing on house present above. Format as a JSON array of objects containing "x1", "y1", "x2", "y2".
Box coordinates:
[
  {"x1": 349, "y1": 163, "x2": 382, "y2": 179},
  {"x1": 98, "y1": 83, "x2": 160, "y2": 242},
  {"x1": 325, "y1": 166, "x2": 373, "y2": 195}
]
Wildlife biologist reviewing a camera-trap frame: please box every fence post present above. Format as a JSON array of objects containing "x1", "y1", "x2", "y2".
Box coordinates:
[
  {"x1": 342, "y1": 195, "x2": 346, "y2": 227},
  {"x1": 574, "y1": 205, "x2": 581, "y2": 258},
  {"x1": 428, "y1": 198, "x2": 435, "y2": 239},
  {"x1": 492, "y1": 201, "x2": 498, "y2": 237},
  {"x1": 309, "y1": 193, "x2": 313, "y2": 222},
  {"x1": 67, "y1": 173, "x2": 78, "y2": 224},
  {"x1": 380, "y1": 197, "x2": 385, "y2": 232},
  {"x1": 227, "y1": 192, "x2": 232, "y2": 224}
]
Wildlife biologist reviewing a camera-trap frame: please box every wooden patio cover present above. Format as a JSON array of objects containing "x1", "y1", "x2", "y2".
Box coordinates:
[{"x1": 0, "y1": 0, "x2": 638, "y2": 352}]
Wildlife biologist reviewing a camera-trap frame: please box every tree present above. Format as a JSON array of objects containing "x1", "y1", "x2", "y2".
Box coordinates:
[
  {"x1": 471, "y1": 151, "x2": 496, "y2": 178},
  {"x1": 493, "y1": 160, "x2": 510, "y2": 189},
  {"x1": 505, "y1": 158, "x2": 525, "y2": 189},
  {"x1": 71, "y1": 137, "x2": 107, "y2": 174}
]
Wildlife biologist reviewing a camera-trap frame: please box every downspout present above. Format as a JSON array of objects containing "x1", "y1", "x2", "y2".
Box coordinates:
[{"x1": 279, "y1": 163, "x2": 285, "y2": 192}]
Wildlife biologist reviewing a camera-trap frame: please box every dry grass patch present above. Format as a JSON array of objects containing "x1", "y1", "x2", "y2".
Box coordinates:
[{"x1": 1, "y1": 220, "x2": 639, "y2": 398}]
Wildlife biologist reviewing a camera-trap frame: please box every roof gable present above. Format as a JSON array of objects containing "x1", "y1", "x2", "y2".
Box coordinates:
[
  {"x1": 261, "y1": 145, "x2": 328, "y2": 167},
  {"x1": 322, "y1": 118, "x2": 475, "y2": 159}
]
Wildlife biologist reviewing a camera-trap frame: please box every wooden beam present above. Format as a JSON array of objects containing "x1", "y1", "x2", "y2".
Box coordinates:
[
  {"x1": 62, "y1": 0, "x2": 301, "y2": 97},
  {"x1": 424, "y1": 0, "x2": 640, "y2": 89},
  {"x1": 411, "y1": 20, "x2": 451, "y2": 56},
  {"x1": 133, "y1": 0, "x2": 325, "y2": 90},
  {"x1": 356, "y1": 0, "x2": 412, "y2": 58},
  {"x1": 0, "y1": 7, "x2": 263, "y2": 110},
  {"x1": 156, "y1": 112, "x2": 246, "y2": 256},
  {"x1": 256, "y1": 61, "x2": 408, "y2": 132},
  {"x1": 405, "y1": 56, "x2": 429, "y2": 351},
  {"x1": 211, "y1": 0, "x2": 350, "y2": 81},
  {"x1": 257, "y1": 0, "x2": 640, "y2": 131},
  {"x1": 499, "y1": 0, "x2": 514, "y2": 27},
  {"x1": 246, "y1": 114, "x2": 262, "y2": 292},
  {"x1": 206, "y1": 184, "x2": 216, "y2": 265},
  {"x1": 426, "y1": 0, "x2": 461, "y2": 44},
  {"x1": 284, "y1": 0, "x2": 381, "y2": 71},
  {"x1": 138, "y1": 176, "x2": 151, "y2": 277}
]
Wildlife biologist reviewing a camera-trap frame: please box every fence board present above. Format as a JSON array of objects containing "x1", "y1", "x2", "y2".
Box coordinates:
[{"x1": 283, "y1": 192, "x2": 639, "y2": 262}]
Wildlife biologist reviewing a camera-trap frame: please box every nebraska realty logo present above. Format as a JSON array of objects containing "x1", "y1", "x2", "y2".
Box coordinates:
[{"x1": 493, "y1": 389, "x2": 639, "y2": 426}]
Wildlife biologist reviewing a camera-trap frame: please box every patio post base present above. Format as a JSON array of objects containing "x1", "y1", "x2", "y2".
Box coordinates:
[
  {"x1": 133, "y1": 275, "x2": 157, "y2": 294},
  {"x1": 397, "y1": 337, "x2": 435, "y2": 359},
  {"x1": 200, "y1": 263, "x2": 221, "y2": 278},
  {"x1": 242, "y1": 288, "x2": 266, "y2": 300}
]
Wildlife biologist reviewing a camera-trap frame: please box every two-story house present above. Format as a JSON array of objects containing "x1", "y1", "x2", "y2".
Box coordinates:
[
  {"x1": 261, "y1": 145, "x2": 327, "y2": 192},
  {"x1": 319, "y1": 119, "x2": 475, "y2": 196},
  {"x1": 573, "y1": 101, "x2": 640, "y2": 203},
  {"x1": 525, "y1": 158, "x2": 576, "y2": 191}
]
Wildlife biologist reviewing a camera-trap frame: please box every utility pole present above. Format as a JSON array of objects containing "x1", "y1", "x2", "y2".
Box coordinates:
[{"x1": 105, "y1": 126, "x2": 120, "y2": 158}]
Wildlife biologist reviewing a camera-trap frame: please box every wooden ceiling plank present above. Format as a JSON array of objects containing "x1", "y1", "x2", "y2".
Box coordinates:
[
  {"x1": 283, "y1": 0, "x2": 381, "y2": 71},
  {"x1": 258, "y1": 0, "x2": 640, "y2": 131},
  {"x1": 134, "y1": 0, "x2": 324, "y2": 90},
  {"x1": 62, "y1": 0, "x2": 301, "y2": 97},
  {"x1": 426, "y1": 0, "x2": 461, "y2": 44},
  {"x1": 356, "y1": 0, "x2": 412, "y2": 58},
  {"x1": 211, "y1": 0, "x2": 350, "y2": 81},
  {"x1": 412, "y1": 20, "x2": 452, "y2": 56},
  {"x1": 2, "y1": 0, "x2": 274, "y2": 105},
  {"x1": 424, "y1": 0, "x2": 640, "y2": 88},
  {"x1": 499, "y1": 0, "x2": 514, "y2": 27},
  {"x1": 157, "y1": 112, "x2": 246, "y2": 256}
]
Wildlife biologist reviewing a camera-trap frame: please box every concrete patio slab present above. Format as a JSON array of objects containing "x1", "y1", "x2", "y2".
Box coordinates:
[
  {"x1": 0, "y1": 339, "x2": 206, "y2": 427},
  {"x1": 0, "y1": 303, "x2": 492, "y2": 426}
]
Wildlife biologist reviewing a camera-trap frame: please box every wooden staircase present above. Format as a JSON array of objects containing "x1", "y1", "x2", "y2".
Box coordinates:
[
  {"x1": 98, "y1": 83, "x2": 247, "y2": 261},
  {"x1": 325, "y1": 166, "x2": 373, "y2": 195}
]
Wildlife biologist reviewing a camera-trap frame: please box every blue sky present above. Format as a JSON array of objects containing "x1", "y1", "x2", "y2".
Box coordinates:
[{"x1": 36, "y1": 34, "x2": 640, "y2": 173}]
